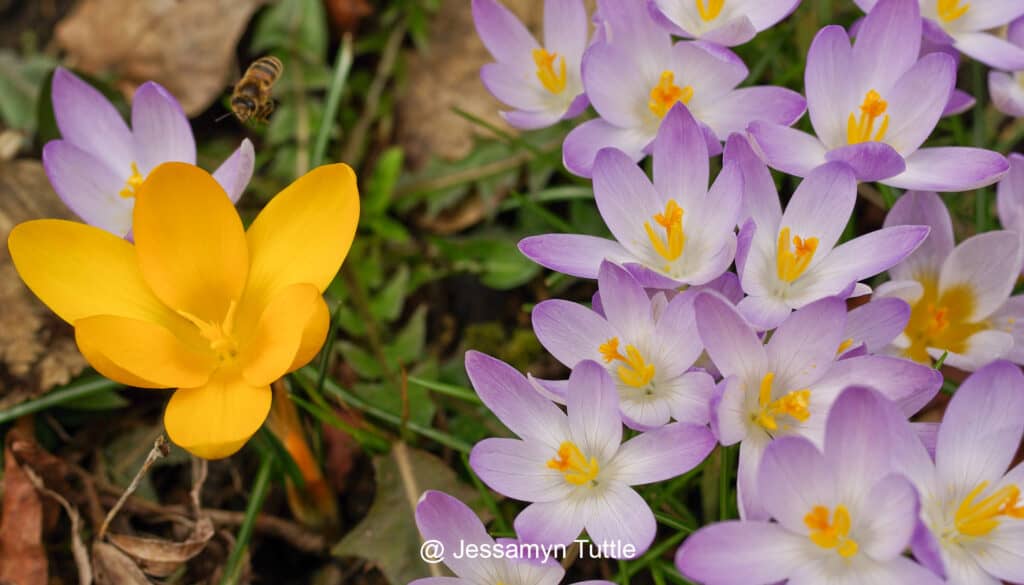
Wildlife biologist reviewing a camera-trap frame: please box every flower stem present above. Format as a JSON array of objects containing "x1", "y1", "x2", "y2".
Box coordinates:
[{"x1": 219, "y1": 454, "x2": 275, "y2": 585}]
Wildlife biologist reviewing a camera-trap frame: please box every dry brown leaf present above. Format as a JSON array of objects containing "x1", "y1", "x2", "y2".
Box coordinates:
[
  {"x1": 324, "y1": 0, "x2": 372, "y2": 33},
  {"x1": 107, "y1": 516, "x2": 214, "y2": 578},
  {"x1": 0, "y1": 160, "x2": 86, "y2": 407},
  {"x1": 55, "y1": 0, "x2": 266, "y2": 116},
  {"x1": 22, "y1": 467, "x2": 92, "y2": 585},
  {"x1": 0, "y1": 438, "x2": 48, "y2": 585},
  {"x1": 92, "y1": 542, "x2": 151, "y2": 585}
]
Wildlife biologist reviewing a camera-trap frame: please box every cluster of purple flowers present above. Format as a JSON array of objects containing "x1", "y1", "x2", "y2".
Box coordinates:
[{"x1": 413, "y1": 0, "x2": 1024, "y2": 584}]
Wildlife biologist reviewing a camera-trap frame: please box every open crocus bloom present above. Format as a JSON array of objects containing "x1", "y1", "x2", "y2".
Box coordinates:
[
  {"x1": 989, "y1": 17, "x2": 1024, "y2": 117},
  {"x1": 43, "y1": 68, "x2": 254, "y2": 238},
  {"x1": 736, "y1": 161, "x2": 928, "y2": 330},
  {"x1": 855, "y1": 0, "x2": 1024, "y2": 70},
  {"x1": 466, "y1": 353, "x2": 714, "y2": 554},
  {"x1": 413, "y1": 491, "x2": 615, "y2": 585},
  {"x1": 882, "y1": 361, "x2": 1024, "y2": 585},
  {"x1": 473, "y1": 0, "x2": 590, "y2": 129},
  {"x1": 650, "y1": 0, "x2": 802, "y2": 47},
  {"x1": 695, "y1": 293, "x2": 941, "y2": 519},
  {"x1": 561, "y1": 0, "x2": 804, "y2": 176},
  {"x1": 749, "y1": 0, "x2": 1009, "y2": 191},
  {"x1": 677, "y1": 387, "x2": 945, "y2": 585},
  {"x1": 8, "y1": 163, "x2": 358, "y2": 458},
  {"x1": 879, "y1": 190, "x2": 1024, "y2": 371},
  {"x1": 531, "y1": 262, "x2": 714, "y2": 429},
  {"x1": 521, "y1": 105, "x2": 742, "y2": 287}
]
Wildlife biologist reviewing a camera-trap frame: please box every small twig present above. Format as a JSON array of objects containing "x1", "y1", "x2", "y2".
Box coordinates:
[
  {"x1": 190, "y1": 457, "x2": 209, "y2": 518},
  {"x1": 97, "y1": 435, "x2": 169, "y2": 540},
  {"x1": 24, "y1": 467, "x2": 92, "y2": 585}
]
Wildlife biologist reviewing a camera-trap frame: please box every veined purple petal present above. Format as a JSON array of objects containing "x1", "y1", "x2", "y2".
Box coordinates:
[
  {"x1": 993, "y1": 296, "x2": 1024, "y2": 364},
  {"x1": 737, "y1": 294, "x2": 792, "y2": 330},
  {"x1": 130, "y1": 81, "x2": 196, "y2": 173},
  {"x1": 737, "y1": 434, "x2": 771, "y2": 520},
  {"x1": 823, "y1": 387, "x2": 897, "y2": 488},
  {"x1": 597, "y1": 262, "x2": 653, "y2": 344},
  {"x1": 824, "y1": 142, "x2": 906, "y2": 182},
  {"x1": 582, "y1": 483, "x2": 656, "y2": 556},
  {"x1": 544, "y1": 0, "x2": 588, "y2": 66},
  {"x1": 972, "y1": 522, "x2": 1024, "y2": 583},
  {"x1": 746, "y1": 122, "x2": 828, "y2": 177},
  {"x1": 697, "y1": 86, "x2": 806, "y2": 140},
  {"x1": 998, "y1": 153, "x2": 1024, "y2": 235},
  {"x1": 50, "y1": 68, "x2": 134, "y2": 176},
  {"x1": 515, "y1": 500, "x2": 587, "y2": 547},
  {"x1": 780, "y1": 161, "x2": 858, "y2": 260},
  {"x1": 860, "y1": 474, "x2": 921, "y2": 560},
  {"x1": 42, "y1": 140, "x2": 133, "y2": 237},
  {"x1": 695, "y1": 15, "x2": 757, "y2": 47},
  {"x1": 597, "y1": 0, "x2": 672, "y2": 65},
  {"x1": 942, "y1": 89, "x2": 975, "y2": 117},
  {"x1": 212, "y1": 138, "x2": 255, "y2": 204},
  {"x1": 852, "y1": 0, "x2": 921, "y2": 92},
  {"x1": 472, "y1": 0, "x2": 538, "y2": 64},
  {"x1": 518, "y1": 233, "x2": 632, "y2": 278},
  {"x1": 930, "y1": 330, "x2": 1015, "y2": 373},
  {"x1": 563, "y1": 118, "x2": 652, "y2": 178},
  {"x1": 532, "y1": 299, "x2": 614, "y2": 367},
  {"x1": 884, "y1": 147, "x2": 1009, "y2": 192},
  {"x1": 694, "y1": 292, "x2": 768, "y2": 382},
  {"x1": 910, "y1": 520, "x2": 947, "y2": 580},
  {"x1": 954, "y1": 32, "x2": 1024, "y2": 70},
  {"x1": 991, "y1": 71, "x2": 1024, "y2": 118},
  {"x1": 766, "y1": 296, "x2": 846, "y2": 389},
  {"x1": 568, "y1": 361, "x2": 622, "y2": 462},
  {"x1": 939, "y1": 230, "x2": 1022, "y2": 321},
  {"x1": 812, "y1": 355, "x2": 941, "y2": 418},
  {"x1": 676, "y1": 521, "x2": 807, "y2": 585},
  {"x1": 470, "y1": 438, "x2": 573, "y2": 502},
  {"x1": 672, "y1": 41, "x2": 748, "y2": 104},
  {"x1": 481, "y1": 62, "x2": 549, "y2": 111},
  {"x1": 758, "y1": 436, "x2": 833, "y2": 534},
  {"x1": 582, "y1": 42, "x2": 651, "y2": 128},
  {"x1": 742, "y1": 0, "x2": 802, "y2": 31},
  {"x1": 725, "y1": 133, "x2": 781, "y2": 229},
  {"x1": 653, "y1": 104, "x2": 709, "y2": 206},
  {"x1": 883, "y1": 52, "x2": 956, "y2": 156},
  {"x1": 665, "y1": 371, "x2": 715, "y2": 424},
  {"x1": 611, "y1": 422, "x2": 714, "y2": 484},
  {"x1": 653, "y1": 293, "x2": 704, "y2": 375},
  {"x1": 885, "y1": 190, "x2": 953, "y2": 282},
  {"x1": 956, "y1": 0, "x2": 1024, "y2": 33},
  {"x1": 502, "y1": 108, "x2": 566, "y2": 130},
  {"x1": 593, "y1": 147, "x2": 662, "y2": 254},
  {"x1": 805, "y1": 25, "x2": 856, "y2": 149},
  {"x1": 843, "y1": 297, "x2": 910, "y2": 354},
  {"x1": 416, "y1": 491, "x2": 497, "y2": 581}
]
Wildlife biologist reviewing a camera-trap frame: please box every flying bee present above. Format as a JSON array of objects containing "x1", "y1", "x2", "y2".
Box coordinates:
[{"x1": 223, "y1": 56, "x2": 283, "y2": 124}]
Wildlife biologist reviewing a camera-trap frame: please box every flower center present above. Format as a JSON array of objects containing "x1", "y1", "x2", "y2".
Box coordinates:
[
  {"x1": 776, "y1": 227, "x2": 819, "y2": 283},
  {"x1": 937, "y1": 0, "x2": 969, "y2": 22},
  {"x1": 695, "y1": 0, "x2": 725, "y2": 20},
  {"x1": 176, "y1": 300, "x2": 239, "y2": 362},
  {"x1": 805, "y1": 505, "x2": 859, "y2": 558},
  {"x1": 119, "y1": 162, "x2": 146, "y2": 198},
  {"x1": 532, "y1": 48, "x2": 567, "y2": 95},
  {"x1": 649, "y1": 71, "x2": 694, "y2": 119},
  {"x1": 599, "y1": 337, "x2": 656, "y2": 388},
  {"x1": 846, "y1": 89, "x2": 890, "y2": 144},
  {"x1": 753, "y1": 372, "x2": 811, "y2": 432},
  {"x1": 644, "y1": 199, "x2": 686, "y2": 269},
  {"x1": 547, "y1": 441, "x2": 600, "y2": 486},
  {"x1": 955, "y1": 482, "x2": 1024, "y2": 538},
  {"x1": 904, "y1": 281, "x2": 987, "y2": 364}
]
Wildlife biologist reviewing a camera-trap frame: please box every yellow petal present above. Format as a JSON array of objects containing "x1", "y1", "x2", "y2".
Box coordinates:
[
  {"x1": 133, "y1": 162, "x2": 249, "y2": 323},
  {"x1": 240, "y1": 283, "x2": 325, "y2": 386},
  {"x1": 288, "y1": 293, "x2": 330, "y2": 372},
  {"x1": 243, "y1": 164, "x2": 358, "y2": 315},
  {"x1": 75, "y1": 315, "x2": 216, "y2": 388},
  {"x1": 8, "y1": 220, "x2": 176, "y2": 326},
  {"x1": 76, "y1": 329, "x2": 166, "y2": 389},
  {"x1": 164, "y1": 369, "x2": 271, "y2": 459}
]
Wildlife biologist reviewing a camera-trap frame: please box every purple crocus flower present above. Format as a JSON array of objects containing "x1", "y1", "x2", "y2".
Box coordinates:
[
  {"x1": 649, "y1": 0, "x2": 802, "y2": 47},
  {"x1": 561, "y1": 0, "x2": 805, "y2": 176},
  {"x1": 855, "y1": 0, "x2": 1024, "y2": 70},
  {"x1": 998, "y1": 153, "x2": 1024, "y2": 251},
  {"x1": 473, "y1": 0, "x2": 590, "y2": 129},
  {"x1": 695, "y1": 292, "x2": 942, "y2": 519},
  {"x1": 414, "y1": 490, "x2": 615, "y2": 585},
  {"x1": 878, "y1": 190, "x2": 1024, "y2": 370},
  {"x1": 466, "y1": 352, "x2": 715, "y2": 555},
  {"x1": 521, "y1": 105, "x2": 743, "y2": 287},
  {"x1": 677, "y1": 386, "x2": 945, "y2": 585},
  {"x1": 531, "y1": 262, "x2": 714, "y2": 429},
  {"x1": 838, "y1": 297, "x2": 911, "y2": 358},
  {"x1": 748, "y1": 0, "x2": 1009, "y2": 191},
  {"x1": 43, "y1": 68, "x2": 254, "y2": 239},
  {"x1": 990, "y1": 19, "x2": 1024, "y2": 117},
  {"x1": 883, "y1": 360, "x2": 1024, "y2": 585},
  {"x1": 736, "y1": 160, "x2": 928, "y2": 330}
]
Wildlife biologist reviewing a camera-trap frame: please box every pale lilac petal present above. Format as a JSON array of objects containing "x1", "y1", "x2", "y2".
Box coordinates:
[
  {"x1": 481, "y1": 63, "x2": 549, "y2": 111},
  {"x1": 887, "y1": 147, "x2": 1009, "y2": 192},
  {"x1": 470, "y1": 438, "x2": 572, "y2": 502},
  {"x1": 991, "y1": 295, "x2": 1024, "y2": 364},
  {"x1": 821, "y1": 557, "x2": 946, "y2": 585},
  {"x1": 653, "y1": 104, "x2": 708, "y2": 205},
  {"x1": 766, "y1": 296, "x2": 846, "y2": 389},
  {"x1": 611, "y1": 422, "x2": 714, "y2": 484},
  {"x1": 852, "y1": 0, "x2": 921, "y2": 91},
  {"x1": 563, "y1": 119, "x2": 652, "y2": 178},
  {"x1": 465, "y1": 351, "x2": 570, "y2": 447},
  {"x1": 933, "y1": 330, "x2": 1015, "y2": 372},
  {"x1": 779, "y1": 161, "x2": 858, "y2": 257},
  {"x1": 805, "y1": 25, "x2": 856, "y2": 149},
  {"x1": 943, "y1": 558, "x2": 1002, "y2": 585},
  {"x1": 746, "y1": 121, "x2": 828, "y2": 177},
  {"x1": 939, "y1": 231, "x2": 1022, "y2": 321},
  {"x1": 955, "y1": 32, "x2": 1024, "y2": 70},
  {"x1": 653, "y1": 293, "x2": 703, "y2": 376},
  {"x1": 583, "y1": 483, "x2": 656, "y2": 555},
  {"x1": 472, "y1": 0, "x2": 538, "y2": 63},
  {"x1": 843, "y1": 297, "x2": 909, "y2": 353},
  {"x1": 598, "y1": 0, "x2": 673, "y2": 63},
  {"x1": 955, "y1": 0, "x2": 1024, "y2": 31},
  {"x1": 910, "y1": 520, "x2": 947, "y2": 580},
  {"x1": 744, "y1": 0, "x2": 802, "y2": 31},
  {"x1": 620, "y1": 397, "x2": 672, "y2": 430},
  {"x1": 597, "y1": 262, "x2": 652, "y2": 343},
  {"x1": 758, "y1": 436, "x2": 834, "y2": 534},
  {"x1": 592, "y1": 147, "x2": 661, "y2": 252},
  {"x1": 884, "y1": 53, "x2": 957, "y2": 155},
  {"x1": 502, "y1": 108, "x2": 565, "y2": 130},
  {"x1": 812, "y1": 355, "x2": 941, "y2": 417},
  {"x1": 737, "y1": 434, "x2": 770, "y2": 520},
  {"x1": 568, "y1": 361, "x2": 622, "y2": 462},
  {"x1": 676, "y1": 521, "x2": 807, "y2": 585},
  {"x1": 409, "y1": 578, "x2": 464, "y2": 585},
  {"x1": 416, "y1": 490, "x2": 496, "y2": 581},
  {"x1": 1010, "y1": 15, "x2": 1024, "y2": 46},
  {"x1": 859, "y1": 476, "x2": 921, "y2": 560},
  {"x1": 212, "y1": 138, "x2": 255, "y2": 204},
  {"x1": 130, "y1": 81, "x2": 195, "y2": 173},
  {"x1": 582, "y1": 42, "x2": 650, "y2": 128},
  {"x1": 698, "y1": 86, "x2": 806, "y2": 139},
  {"x1": 50, "y1": 68, "x2": 134, "y2": 175},
  {"x1": 997, "y1": 153, "x2": 1024, "y2": 235},
  {"x1": 714, "y1": 376, "x2": 749, "y2": 445},
  {"x1": 975, "y1": 523, "x2": 1024, "y2": 583},
  {"x1": 515, "y1": 500, "x2": 587, "y2": 547},
  {"x1": 936, "y1": 360, "x2": 1024, "y2": 491},
  {"x1": 884, "y1": 190, "x2": 953, "y2": 282},
  {"x1": 737, "y1": 294, "x2": 792, "y2": 330},
  {"x1": 694, "y1": 292, "x2": 768, "y2": 382},
  {"x1": 673, "y1": 41, "x2": 748, "y2": 102},
  {"x1": 665, "y1": 371, "x2": 715, "y2": 424},
  {"x1": 824, "y1": 142, "x2": 906, "y2": 182},
  {"x1": 41, "y1": 140, "x2": 133, "y2": 237},
  {"x1": 943, "y1": 88, "x2": 975, "y2": 117},
  {"x1": 518, "y1": 233, "x2": 632, "y2": 279},
  {"x1": 725, "y1": 133, "x2": 781, "y2": 229},
  {"x1": 990, "y1": 71, "x2": 1024, "y2": 118},
  {"x1": 823, "y1": 387, "x2": 895, "y2": 489},
  {"x1": 532, "y1": 300, "x2": 614, "y2": 367},
  {"x1": 697, "y1": 15, "x2": 757, "y2": 47},
  {"x1": 544, "y1": 0, "x2": 588, "y2": 65}
]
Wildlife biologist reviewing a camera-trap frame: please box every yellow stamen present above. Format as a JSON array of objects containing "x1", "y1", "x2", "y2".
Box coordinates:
[
  {"x1": 955, "y1": 482, "x2": 1024, "y2": 537},
  {"x1": 904, "y1": 281, "x2": 988, "y2": 364},
  {"x1": 649, "y1": 71, "x2": 694, "y2": 119},
  {"x1": 754, "y1": 372, "x2": 811, "y2": 432},
  {"x1": 599, "y1": 337, "x2": 657, "y2": 388},
  {"x1": 836, "y1": 338, "x2": 855, "y2": 355},
  {"x1": 532, "y1": 48, "x2": 567, "y2": 95},
  {"x1": 695, "y1": 0, "x2": 725, "y2": 21},
  {"x1": 805, "y1": 505, "x2": 859, "y2": 558},
  {"x1": 644, "y1": 200, "x2": 686, "y2": 269},
  {"x1": 776, "y1": 227, "x2": 819, "y2": 283},
  {"x1": 547, "y1": 441, "x2": 600, "y2": 486},
  {"x1": 176, "y1": 300, "x2": 239, "y2": 361},
  {"x1": 119, "y1": 162, "x2": 145, "y2": 198},
  {"x1": 847, "y1": 89, "x2": 890, "y2": 144},
  {"x1": 937, "y1": 0, "x2": 970, "y2": 22}
]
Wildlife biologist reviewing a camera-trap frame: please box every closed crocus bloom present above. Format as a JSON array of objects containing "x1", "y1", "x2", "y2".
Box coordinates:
[
  {"x1": 989, "y1": 17, "x2": 1024, "y2": 117},
  {"x1": 531, "y1": 262, "x2": 715, "y2": 429},
  {"x1": 650, "y1": 0, "x2": 802, "y2": 47},
  {"x1": 736, "y1": 161, "x2": 928, "y2": 330},
  {"x1": 856, "y1": 0, "x2": 1024, "y2": 70},
  {"x1": 561, "y1": 0, "x2": 804, "y2": 176},
  {"x1": 43, "y1": 68, "x2": 254, "y2": 238},
  {"x1": 8, "y1": 163, "x2": 359, "y2": 458},
  {"x1": 521, "y1": 105, "x2": 742, "y2": 287},
  {"x1": 695, "y1": 293, "x2": 941, "y2": 519},
  {"x1": 882, "y1": 361, "x2": 1024, "y2": 585},
  {"x1": 473, "y1": 0, "x2": 590, "y2": 129},
  {"x1": 466, "y1": 353, "x2": 714, "y2": 555},
  {"x1": 413, "y1": 491, "x2": 615, "y2": 585},
  {"x1": 749, "y1": 0, "x2": 1009, "y2": 192},
  {"x1": 879, "y1": 190, "x2": 1024, "y2": 371},
  {"x1": 677, "y1": 387, "x2": 945, "y2": 585}
]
